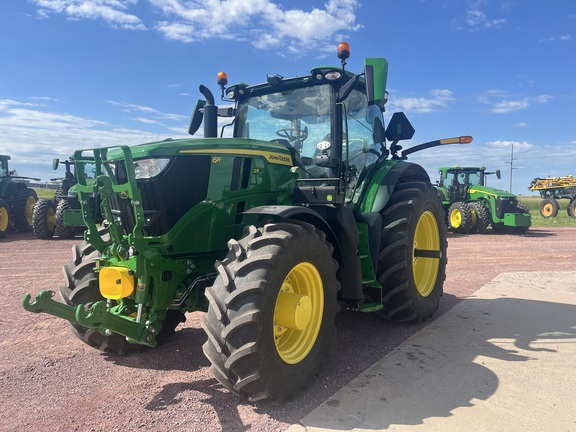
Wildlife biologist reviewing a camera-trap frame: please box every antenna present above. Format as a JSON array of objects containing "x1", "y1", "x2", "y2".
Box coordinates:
[{"x1": 505, "y1": 143, "x2": 517, "y2": 193}]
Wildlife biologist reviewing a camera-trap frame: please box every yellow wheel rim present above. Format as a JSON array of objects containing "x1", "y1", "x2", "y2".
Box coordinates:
[
  {"x1": 469, "y1": 206, "x2": 477, "y2": 226},
  {"x1": 273, "y1": 262, "x2": 323, "y2": 364},
  {"x1": 541, "y1": 203, "x2": 553, "y2": 217},
  {"x1": 46, "y1": 207, "x2": 56, "y2": 231},
  {"x1": 449, "y1": 208, "x2": 462, "y2": 228},
  {"x1": 413, "y1": 211, "x2": 440, "y2": 297},
  {"x1": 0, "y1": 206, "x2": 8, "y2": 232},
  {"x1": 26, "y1": 196, "x2": 36, "y2": 226}
]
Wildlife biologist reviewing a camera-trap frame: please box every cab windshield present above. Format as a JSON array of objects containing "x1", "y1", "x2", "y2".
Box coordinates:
[
  {"x1": 234, "y1": 83, "x2": 379, "y2": 174},
  {"x1": 235, "y1": 84, "x2": 332, "y2": 160},
  {"x1": 447, "y1": 170, "x2": 483, "y2": 186}
]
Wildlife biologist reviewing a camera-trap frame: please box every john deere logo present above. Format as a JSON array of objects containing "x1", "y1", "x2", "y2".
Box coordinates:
[
  {"x1": 268, "y1": 153, "x2": 291, "y2": 163},
  {"x1": 212, "y1": 156, "x2": 222, "y2": 164}
]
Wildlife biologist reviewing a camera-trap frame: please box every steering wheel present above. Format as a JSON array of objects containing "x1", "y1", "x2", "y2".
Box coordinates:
[{"x1": 276, "y1": 127, "x2": 308, "y2": 149}]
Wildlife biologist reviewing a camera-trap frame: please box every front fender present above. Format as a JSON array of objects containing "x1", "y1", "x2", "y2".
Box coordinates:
[
  {"x1": 244, "y1": 205, "x2": 341, "y2": 262},
  {"x1": 358, "y1": 161, "x2": 430, "y2": 213}
]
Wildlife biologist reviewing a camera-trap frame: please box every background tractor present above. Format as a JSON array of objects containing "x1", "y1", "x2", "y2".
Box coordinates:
[
  {"x1": 0, "y1": 155, "x2": 39, "y2": 238},
  {"x1": 23, "y1": 43, "x2": 471, "y2": 402},
  {"x1": 33, "y1": 157, "x2": 88, "y2": 239},
  {"x1": 436, "y1": 166, "x2": 531, "y2": 234},
  {"x1": 528, "y1": 175, "x2": 576, "y2": 218}
]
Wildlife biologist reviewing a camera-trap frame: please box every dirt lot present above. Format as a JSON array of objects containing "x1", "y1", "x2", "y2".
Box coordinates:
[{"x1": 1, "y1": 227, "x2": 575, "y2": 432}]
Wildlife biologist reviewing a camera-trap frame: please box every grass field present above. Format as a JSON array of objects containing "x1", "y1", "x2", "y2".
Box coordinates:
[
  {"x1": 34, "y1": 188, "x2": 56, "y2": 200},
  {"x1": 518, "y1": 196, "x2": 576, "y2": 228}
]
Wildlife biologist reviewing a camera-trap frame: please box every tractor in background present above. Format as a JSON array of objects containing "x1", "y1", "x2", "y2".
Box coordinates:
[
  {"x1": 33, "y1": 157, "x2": 87, "y2": 239},
  {"x1": 436, "y1": 166, "x2": 531, "y2": 234},
  {"x1": 23, "y1": 43, "x2": 472, "y2": 402},
  {"x1": 0, "y1": 155, "x2": 39, "y2": 238},
  {"x1": 528, "y1": 175, "x2": 576, "y2": 218}
]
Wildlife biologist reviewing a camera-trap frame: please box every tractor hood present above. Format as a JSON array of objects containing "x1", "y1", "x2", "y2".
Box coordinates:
[
  {"x1": 107, "y1": 137, "x2": 293, "y2": 167},
  {"x1": 468, "y1": 185, "x2": 517, "y2": 199}
]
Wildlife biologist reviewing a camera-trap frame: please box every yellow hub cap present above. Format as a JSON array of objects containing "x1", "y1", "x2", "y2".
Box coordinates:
[
  {"x1": 0, "y1": 206, "x2": 8, "y2": 231},
  {"x1": 273, "y1": 262, "x2": 323, "y2": 364},
  {"x1": 46, "y1": 207, "x2": 56, "y2": 231},
  {"x1": 449, "y1": 208, "x2": 462, "y2": 228},
  {"x1": 413, "y1": 211, "x2": 441, "y2": 297},
  {"x1": 26, "y1": 196, "x2": 36, "y2": 225}
]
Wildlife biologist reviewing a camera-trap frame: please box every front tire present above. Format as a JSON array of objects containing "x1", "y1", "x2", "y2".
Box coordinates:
[
  {"x1": 61, "y1": 235, "x2": 185, "y2": 353},
  {"x1": 377, "y1": 182, "x2": 447, "y2": 322},
  {"x1": 448, "y1": 202, "x2": 473, "y2": 234},
  {"x1": 567, "y1": 198, "x2": 576, "y2": 219},
  {"x1": 60, "y1": 236, "x2": 133, "y2": 353},
  {"x1": 33, "y1": 199, "x2": 56, "y2": 239},
  {"x1": 202, "y1": 220, "x2": 339, "y2": 402},
  {"x1": 55, "y1": 199, "x2": 76, "y2": 239},
  {"x1": 540, "y1": 198, "x2": 559, "y2": 218}
]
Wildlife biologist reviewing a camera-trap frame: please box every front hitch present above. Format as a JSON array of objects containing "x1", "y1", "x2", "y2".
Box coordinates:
[{"x1": 22, "y1": 290, "x2": 158, "y2": 347}]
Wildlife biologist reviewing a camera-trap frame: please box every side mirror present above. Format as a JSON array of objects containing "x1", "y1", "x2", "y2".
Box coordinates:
[
  {"x1": 52, "y1": 158, "x2": 60, "y2": 170},
  {"x1": 385, "y1": 112, "x2": 415, "y2": 142},
  {"x1": 496, "y1": 169, "x2": 501, "y2": 179},
  {"x1": 364, "y1": 58, "x2": 388, "y2": 105},
  {"x1": 188, "y1": 99, "x2": 206, "y2": 136}
]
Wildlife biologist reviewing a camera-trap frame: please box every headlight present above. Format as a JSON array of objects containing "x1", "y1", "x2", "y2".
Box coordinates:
[{"x1": 133, "y1": 158, "x2": 170, "y2": 179}]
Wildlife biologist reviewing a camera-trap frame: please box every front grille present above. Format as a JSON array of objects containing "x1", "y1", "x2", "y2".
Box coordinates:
[
  {"x1": 495, "y1": 197, "x2": 517, "y2": 219},
  {"x1": 110, "y1": 156, "x2": 211, "y2": 236}
]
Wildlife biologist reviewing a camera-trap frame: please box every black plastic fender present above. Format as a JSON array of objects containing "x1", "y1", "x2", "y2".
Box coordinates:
[
  {"x1": 244, "y1": 205, "x2": 363, "y2": 301},
  {"x1": 366, "y1": 161, "x2": 431, "y2": 214}
]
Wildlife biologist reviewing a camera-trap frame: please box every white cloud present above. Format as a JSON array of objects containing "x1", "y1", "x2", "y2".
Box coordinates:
[
  {"x1": 486, "y1": 140, "x2": 534, "y2": 151},
  {"x1": 33, "y1": 0, "x2": 146, "y2": 30},
  {"x1": 0, "y1": 98, "x2": 184, "y2": 177},
  {"x1": 390, "y1": 89, "x2": 455, "y2": 114},
  {"x1": 491, "y1": 99, "x2": 530, "y2": 113},
  {"x1": 106, "y1": 100, "x2": 187, "y2": 122},
  {"x1": 458, "y1": 7, "x2": 505, "y2": 31},
  {"x1": 490, "y1": 94, "x2": 553, "y2": 114},
  {"x1": 539, "y1": 34, "x2": 572, "y2": 42},
  {"x1": 476, "y1": 90, "x2": 554, "y2": 114},
  {"x1": 32, "y1": 0, "x2": 362, "y2": 53}
]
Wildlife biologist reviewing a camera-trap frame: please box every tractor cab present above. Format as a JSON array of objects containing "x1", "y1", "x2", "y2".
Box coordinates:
[
  {"x1": 438, "y1": 166, "x2": 501, "y2": 202},
  {"x1": 188, "y1": 42, "x2": 395, "y2": 207}
]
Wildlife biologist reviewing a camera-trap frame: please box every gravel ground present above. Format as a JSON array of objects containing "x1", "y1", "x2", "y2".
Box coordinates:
[{"x1": 1, "y1": 227, "x2": 575, "y2": 432}]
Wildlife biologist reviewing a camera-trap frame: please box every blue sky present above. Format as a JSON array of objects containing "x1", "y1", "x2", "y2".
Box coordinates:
[{"x1": 1, "y1": 0, "x2": 574, "y2": 195}]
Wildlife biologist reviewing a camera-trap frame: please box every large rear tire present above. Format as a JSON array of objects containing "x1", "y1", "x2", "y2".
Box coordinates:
[
  {"x1": 468, "y1": 201, "x2": 491, "y2": 234},
  {"x1": 202, "y1": 220, "x2": 339, "y2": 402},
  {"x1": 0, "y1": 198, "x2": 10, "y2": 238},
  {"x1": 377, "y1": 182, "x2": 447, "y2": 322},
  {"x1": 33, "y1": 199, "x2": 56, "y2": 239},
  {"x1": 13, "y1": 188, "x2": 37, "y2": 232}
]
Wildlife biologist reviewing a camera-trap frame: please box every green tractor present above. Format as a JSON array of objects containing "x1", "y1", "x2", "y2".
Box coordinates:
[
  {"x1": 436, "y1": 166, "x2": 531, "y2": 234},
  {"x1": 33, "y1": 157, "x2": 88, "y2": 239},
  {"x1": 0, "y1": 155, "x2": 39, "y2": 238},
  {"x1": 23, "y1": 44, "x2": 471, "y2": 401}
]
